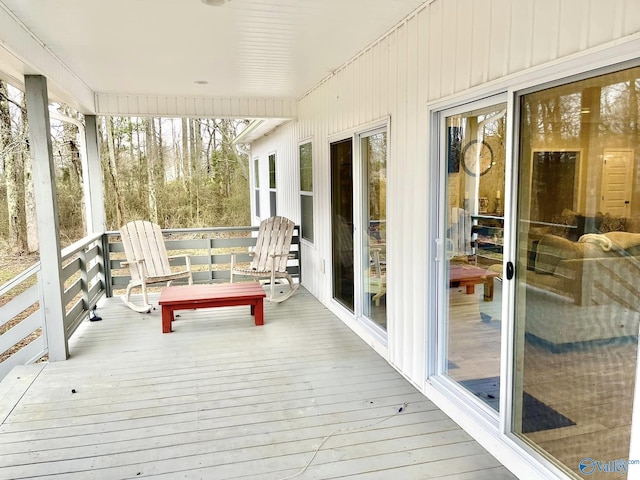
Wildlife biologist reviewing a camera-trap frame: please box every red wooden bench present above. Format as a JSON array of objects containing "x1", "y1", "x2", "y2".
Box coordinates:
[{"x1": 158, "y1": 283, "x2": 267, "y2": 333}]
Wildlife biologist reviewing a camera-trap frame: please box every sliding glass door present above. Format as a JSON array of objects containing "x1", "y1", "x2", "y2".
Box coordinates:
[
  {"x1": 432, "y1": 63, "x2": 640, "y2": 479},
  {"x1": 331, "y1": 138, "x2": 354, "y2": 311},
  {"x1": 513, "y1": 66, "x2": 640, "y2": 479},
  {"x1": 361, "y1": 129, "x2": 387, "y2": 330},
  {"x1": 438, "y1": 97, "x2": 507, "y2": 413},
  {"x1": 331, "y1": 127, "x2": 388, "y2": 332}
]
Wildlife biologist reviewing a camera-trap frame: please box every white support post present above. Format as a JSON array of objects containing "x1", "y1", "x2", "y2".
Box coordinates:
[
  {"x1": 83, "y1": 115, "x2": 106, "y2": 234},
  {"x1": 24, "y1": 75, "x2": 68, "y2": 361}
]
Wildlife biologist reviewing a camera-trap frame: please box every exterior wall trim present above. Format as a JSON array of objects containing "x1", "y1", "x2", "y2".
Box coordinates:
[
  {"x1": 95, "y1": 94, "x2": 298, "y2": 119},
  {"x1": 0, "y1": 5, "x2": 95, "y2": 113}
]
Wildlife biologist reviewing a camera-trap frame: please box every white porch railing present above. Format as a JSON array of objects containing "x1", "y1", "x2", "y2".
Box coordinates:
[{"x1": 0, "y1": 225, "x2": 300, "y2": 382}]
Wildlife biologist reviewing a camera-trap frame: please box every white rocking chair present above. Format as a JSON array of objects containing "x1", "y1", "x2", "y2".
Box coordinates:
[
  {"x1": 119, "y1": 220, "x2": 193, "y2": 313},
  {"x1": 368, "y1": 248, "x2": 387, "y2": 307},
  {"x1": 230, "y1": 216, "x2": 299, "y2": 303}
]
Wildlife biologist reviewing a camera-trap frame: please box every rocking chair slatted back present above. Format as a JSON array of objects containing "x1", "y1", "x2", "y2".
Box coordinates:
[
  {"x1": 251, "y1": 216, "x2": 295, "y2": 273},
  {"x1": 121, "y1": 221, "x2": 172, "y2": 281},
  {"x1": 230, "y1": 216, "x2": 298, "y2": 303},
  {"x1": 119, "y1": 220, "x2": 192, "y2": 313}
]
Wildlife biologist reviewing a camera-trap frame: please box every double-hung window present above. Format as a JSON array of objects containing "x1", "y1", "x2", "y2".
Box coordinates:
[
  {"x1": 269, "y1": 153, "x2": 277, "y2": 216},
  {"x1": 253, "y1": 157, "x2": 260, "y2": 217},
  {"x1": 299, "y1": 141, "x2": 313, "y2": 243}
]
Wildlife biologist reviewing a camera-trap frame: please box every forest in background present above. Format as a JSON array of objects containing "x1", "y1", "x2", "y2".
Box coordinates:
[{"x1": 0, "y1": 80, "x2": 251, "y2": 271}]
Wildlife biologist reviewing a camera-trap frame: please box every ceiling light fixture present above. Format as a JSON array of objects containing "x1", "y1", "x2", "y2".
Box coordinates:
[{"x1": 201, "y1": 0, "x2": 228, "y2": 6}]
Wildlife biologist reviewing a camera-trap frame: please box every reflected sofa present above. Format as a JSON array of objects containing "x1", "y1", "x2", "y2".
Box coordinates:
[{"x1": 523, "y1": 231, "x2": 640, "y2": 348}]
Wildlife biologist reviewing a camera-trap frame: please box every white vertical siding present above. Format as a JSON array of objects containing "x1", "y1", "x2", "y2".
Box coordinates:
[
  {"x1": 488, "y1": 0, "x2": 512, "y2": 81},
  {"x1": 470, "y1": 0, "x2": 493, "y2": 86},
  {"x1": 252, "y1": 0, "x2": 640, "y2": 386},
  {"x1": 251, "y1": 121, "x2": 298, "y2": 225},
  {"x1": 251, "y1": 121, "x2": 331, "y2": 297}
]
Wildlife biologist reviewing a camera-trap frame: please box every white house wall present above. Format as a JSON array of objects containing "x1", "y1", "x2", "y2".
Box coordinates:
[
  {"x1": 250, "y1": 120, "x2": 335, "y2": 307},
  {"x1": 250, "y1": 120, "x2": 298, "y2": 220},
  {"x1": 251, "y1": 0, "x2": 640, "y2": 386}
]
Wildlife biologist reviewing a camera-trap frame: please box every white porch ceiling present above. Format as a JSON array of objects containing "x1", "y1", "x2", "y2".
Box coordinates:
[{"x1": 0, "y1": 0, "x2": 426, "y2": 116}]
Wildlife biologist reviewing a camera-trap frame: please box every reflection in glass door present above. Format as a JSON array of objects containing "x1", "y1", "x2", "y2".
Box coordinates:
[
  {"x1": 441, "y1": 100, "x2": 507, "y2": 412},
  {"x1": 361, "y1": 130, "x2": 387, "y2": 330},
  {"x1": 514, "y1": 66, "x2": 640, "y2": 478},
  {"x1": 331, "y1": 138, "x2": 354, "y2": 311}
]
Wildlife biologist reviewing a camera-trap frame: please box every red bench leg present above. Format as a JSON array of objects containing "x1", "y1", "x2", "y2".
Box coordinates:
[
  {"x1": 254, "y1": 299, "x2": 264, "y2": 326},
  {"x1": 162, "y1": 307, "x2": 173, "y2": 333}
]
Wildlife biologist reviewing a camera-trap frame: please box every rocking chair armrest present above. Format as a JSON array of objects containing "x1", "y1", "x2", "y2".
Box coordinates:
[
  {"x1": 121, "y1": 258, "x2": 145, "y2": 267},
  {"x1": 270, "y1": 253, "x2": 296, "y2": 259}
]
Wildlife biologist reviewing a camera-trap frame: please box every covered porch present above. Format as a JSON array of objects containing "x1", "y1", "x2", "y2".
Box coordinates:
[
  {"x1": 5, "y1": 1, "x2": 640, "y2": 478},
  {"x1": 0, "y1": 288, "x2": 514, "y2": 479}
]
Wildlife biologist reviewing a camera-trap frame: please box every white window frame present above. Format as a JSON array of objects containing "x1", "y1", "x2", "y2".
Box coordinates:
[
  {"x1": 299, "y1": 138, "x2": 314, "y2": 245},
  {"x1": 268, "y1": 152, "x2": 277, "y2": 217},
  {"x1": 253, "y1": 157, "x2": 260, "y2": 218}
]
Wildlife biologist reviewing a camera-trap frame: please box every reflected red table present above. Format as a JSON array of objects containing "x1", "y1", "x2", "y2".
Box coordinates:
[{"x1": 449, "y1": 265, "x2": 500, "y2": 301}]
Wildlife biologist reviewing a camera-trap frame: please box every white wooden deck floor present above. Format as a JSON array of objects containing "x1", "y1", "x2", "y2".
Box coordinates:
[{"x1": 0, "y1": 287, "x2": 516, "y2": 480}]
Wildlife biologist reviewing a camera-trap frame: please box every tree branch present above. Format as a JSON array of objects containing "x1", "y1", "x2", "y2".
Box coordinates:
[{"x1": 0, "y1": 90, "x2": 27, "y2": 114}]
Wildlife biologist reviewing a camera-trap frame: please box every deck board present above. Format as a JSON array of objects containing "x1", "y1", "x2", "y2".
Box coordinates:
[{"x1": 0, "y1": 287, "x2": 516, "y2": 479}]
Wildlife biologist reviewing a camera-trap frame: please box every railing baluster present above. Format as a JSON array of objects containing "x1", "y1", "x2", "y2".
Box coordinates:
[
  {"x1": 80, "y1": 248, "x2": 89, "y2": 314},
  {"x1": 102, "y1": 233, "x2": 112, "y2": 298}
]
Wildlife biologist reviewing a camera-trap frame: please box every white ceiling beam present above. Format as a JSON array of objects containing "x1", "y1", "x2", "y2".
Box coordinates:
[
  {"x1": 95, "y1": 94, "x2": 298, "y2": 119},
  {"x1": 0, "y1": 2, "x2": 95, "y2": 113}
]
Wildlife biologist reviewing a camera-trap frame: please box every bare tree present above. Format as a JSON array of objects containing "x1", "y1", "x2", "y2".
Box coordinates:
[
  {"x1": 145, "y1": 117, "x2": 158, "y2": 224},
  {"x1": 0, "y1": 80, "x2": 27, "y2": 253},
  {"x1": 104, "y1": 117, "x2": 125, "y2": 226},
  {"x1": 22, "y1": 95, "x2": 37, "y2": 252}
]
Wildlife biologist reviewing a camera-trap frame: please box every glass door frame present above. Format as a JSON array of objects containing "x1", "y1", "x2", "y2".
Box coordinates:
[
  {"x1": 427, "y1": 86, "x2": 596, "y2": 480},
  {"x1": 508, "y1": 62, "x2": 640, "y2": 475},
  {"x1": 328, "y1": 118, "x2": 390, "y2": 345},
  {"x1": 429, "y1": 92, "x2": 515, "y2": 430},
  {"x1": 356, "y1": 125, "x2": 388, "y2": 335}
]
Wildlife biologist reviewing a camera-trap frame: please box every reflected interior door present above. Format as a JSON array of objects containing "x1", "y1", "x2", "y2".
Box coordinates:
[
  {"x1": 601, "y1": 149, "x2": 634, "y2": 217},
  {"x1": 441, "y1": 101, "x2": 507, "y2": 413},
  {"x1": 331, "y1": 138, "x2": 354, "y2": 311}
]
